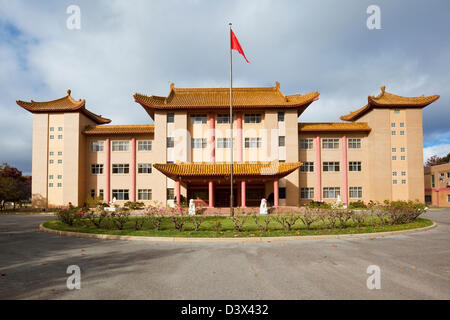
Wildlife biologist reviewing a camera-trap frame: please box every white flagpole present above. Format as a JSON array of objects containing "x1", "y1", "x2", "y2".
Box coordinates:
[{"x1": 229, "y1": 23, "x2": 234, "y2": 216}]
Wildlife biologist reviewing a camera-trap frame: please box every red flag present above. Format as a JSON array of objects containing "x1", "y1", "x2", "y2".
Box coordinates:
[{"x1": 230, "y1": 29, "x2": 250, "y2": 63}]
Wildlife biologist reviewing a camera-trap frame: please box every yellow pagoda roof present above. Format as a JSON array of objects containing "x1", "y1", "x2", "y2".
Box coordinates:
[
  {"x1": 341, "y1": 86, "x2": 440, "y2": 121},
  {"x1": 299, "y1": 122, "x2": 371, "y2": 133},
  {"x1": 134, "y1": 82, "x2": 319, "y2": 118},
  {"x1": 16, "y1": 90, "x2": 111, "y2": 124},
  {"x1": 83, "y1": 124, "x2": 154, "y2": 135},
  {"x1": 153, "y1": 161, "x2": 302, "y2": 179}
]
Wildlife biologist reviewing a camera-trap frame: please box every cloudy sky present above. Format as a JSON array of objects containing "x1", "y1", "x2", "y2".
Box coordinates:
[{"x1": 0, "y1": 0, "x2": 449, "y2": 175}]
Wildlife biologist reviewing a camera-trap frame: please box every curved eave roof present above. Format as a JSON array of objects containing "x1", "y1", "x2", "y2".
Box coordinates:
[
  {"x1": 16, "y1": 90, "x2": 111, "y2": 124},
  {"x1": 299, "y1": 122, "x2": 371, "y2": 133},
  {"x1": 84, "y1": 124, "x2": 154, "y2": 135},
  {"x1": 153, "y1": 161, "x2": 302, "y2": 180},
  {"x1": 134, "y1": 82, "x2": 319, "y2": 117},
  {"x1": 341, "y1": 86, "x2": 440, "y2": 122}
]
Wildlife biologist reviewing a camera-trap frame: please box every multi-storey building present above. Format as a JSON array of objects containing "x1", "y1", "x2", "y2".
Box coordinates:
[
  {"x1": 424, "y1": 163, "x2": 450, "y2": 207},
  {"x1": 17, "y1": 83, "x2": 439, "y2": 208}
]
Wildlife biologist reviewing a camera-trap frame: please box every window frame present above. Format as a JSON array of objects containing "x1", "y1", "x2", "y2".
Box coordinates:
[
  {"x1": 112, "y1": 141, "x2": 130, "y2": 152},
  {"x1": 112, "y1": 164, "x2": 130, "y2": 174}
]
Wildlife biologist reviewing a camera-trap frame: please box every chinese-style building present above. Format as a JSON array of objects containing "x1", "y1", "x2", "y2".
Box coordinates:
[{"x1": 17, "y1": 83, "x2": 439, "y2": 208}]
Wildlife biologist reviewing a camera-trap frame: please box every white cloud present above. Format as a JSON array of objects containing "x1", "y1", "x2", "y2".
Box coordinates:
[{"x1": 423, "y1": 144, "x2": 450, "y2": 163}]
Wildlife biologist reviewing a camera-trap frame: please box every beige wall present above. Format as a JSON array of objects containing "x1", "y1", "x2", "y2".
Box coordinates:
[{"x1": 424, "y1": 163, "x2": 450, "y2": 207}]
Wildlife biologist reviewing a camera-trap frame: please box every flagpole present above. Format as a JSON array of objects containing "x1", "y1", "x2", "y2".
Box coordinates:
[{"x1": 229, "y1": 22, "x2": 234, "y2": 216}]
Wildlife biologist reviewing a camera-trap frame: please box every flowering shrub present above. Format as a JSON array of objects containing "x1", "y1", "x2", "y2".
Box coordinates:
[
  {"x1": 55, "y1": 203, "x2": 82, "y2": 226},
  {"x1": 110, "y1": 208, "x2": 130, "y2": 230},
  {"x1": 169, "y1": 206, "x2": 190, "y2": 232},
  {"x1": 306, "y1": 201, "x2": 331, "y2": 209},
  {"x1": 349, "y1": 200, "x2": 366, "y2": 209},
  {"x1": 275, "y1": 214, "x2": 300, "y2": 231}
]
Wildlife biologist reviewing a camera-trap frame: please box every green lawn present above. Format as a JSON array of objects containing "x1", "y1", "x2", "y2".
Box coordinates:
[{"x1": 43, "y1": 216, "x2": 433, "y2": 238}]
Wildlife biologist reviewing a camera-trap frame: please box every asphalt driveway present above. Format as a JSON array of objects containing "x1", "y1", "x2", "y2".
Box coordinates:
[{"x1": 0, "y1": 209, "x2": 449, "y2": 299}]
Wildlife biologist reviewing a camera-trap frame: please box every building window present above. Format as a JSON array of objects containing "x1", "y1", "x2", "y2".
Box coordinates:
[
  {"x1": 447, "y1": 172, "x2": 450, "y2": 179},
  {"x1": 190, "y1": 114, "x2": 207, "y2": 124},
  {"x1": 112, "y1": 189, "x2": 129, "y2": 201},
  {"x1": 112, "y1": 141, "x2": 129, "y2": 152},
  {"x1": 49, "y1": 183, "x2": 53, "y2": 187},
  {"x1": 59, "y1": 127, "x2": 63, "y2": 131},
  {"x1": 394, "y1": 109, "x2": 400, "y2": 114},
  {"x1": 401, "y1": 156, "x2": 406, "y2": 160},
  {"x1": 57, "y1": 183, "x2": 62, "y2": 187},
  {"x1": 58, "y1": 160, "x2": 62, "y2": 164},
  {"x1": 138, "y1": 189, "x2": 152, "y2": 201},
  {"x1": 300, "y1": 162, "x2": 314, "y2": 172},
  {"x1": 278, "y1": 136, "x2": 285, "y2": 147},
  {"x1": 402, "y1": 180, "x2": 407, "y2": 184},
  {"x1": 401, "y1": 171, "x2": 406, "y2": 176},
  {"x1": 300, "y1": 138, "x2": 314, "y2": 149},
  {"x1": 58, "y1": 151, "x2": 62, "y2": 156},
  {"x1": 391, "y1": 123, "x2": 396, "y2": 127},
  {"x1": 57, "y1": 175, "x2": 62, "y2": 179},
  {"x1": 349, "y1": 161, "x2": 362, "y2": 172},
  {"x1": 217, "y1": 138, "x2": 232, "y2": 148},
  {"x1": 138, "y1": 163, "x2": 152, "y2": 174},
  {"x1": 167, "y1": 113, "x2": 174, "y2": 123},
  {"x1": 99, "y1": 189, "x2": 104, "y2": 199},
  {"x1": 49, "y1": 151, "x2": 54, "y2": 156},
  {"x1": 91, "y1": 164, "x2": 104, "y2": 174},
  {"x1": 50, "y1": 127, "x2": 54, "y2": 132},
  {"x1": 244, "y1": 114, "x2": 262, "y2": 124},
  {"x1": 278, "y1": 112, "x2": 285, "y2": 122},
  {"x1": 217, "y1": 114, "x2": 231, "y2": 124},
  {"x1": 322, "y1": 138, "x2": 339, "y2": 149},
  {"x1": 348, "y1": 138, "x2": 361, "y2": 149},
  {"x1": 400, "y1": 122, "x2": 405, "y2": 127},
  {"x1": 323, "y1": 187, "x2": 340, "y2": 199},
  {"x1": 279, "y1": 187, "x2": 286, "y2": 199},
  {"x1": 49, "y1": 160, "x2": 54, "y2": 164},
  {"x1": 401, "y1": 147, "x2": 405, "y2": 152},
  {"x1": 50, "y1": 135, "x2": 54, "y2": 139},
  {"x1": 191, "y1": 138, "x2": 207, "y2": 149},
  {"x1": 58, "y1": 135, "x2": 63, "y2": 139},
  {"x1": 138, "y1": 140, "x2": 152, "y2": 151},
  {"x1": 431, "y1": 175, "x2": 435, "y2": 187},
  {"x1": 392, "y1": 148, "x2": 396, "y2": 152},
  {"x1": 112, "y1": 164, "x2": 129, "y2": 174},
  {"x1": 349, "y1": 186, "x2": 362, "y2": 198},
  {"x1": 439, "y1": 173, "x2": 444, "y2": 181},
  {"x1": 167, "y1": 188, "x2": 175, "y2": 200},
  {"x1": 167, "y1": 137, "x2": 175, "y2": 148},
  {"x1": 300, "y1": 187, "x2": 314, "y2": 199},
  {"x1": 90, "y1": 189, "x2": 95, "y2": 198},
  {"x1": 392, "y1": 171, "x2": 397, "y2": 176},
  {"x1": 49, "y1": 175, "x2": 54, "y2": 179},
  {"x1": 400, "y1": 131, "x2": 405, "y2": 136},
  {"x1": 392, "y1": 156, "x2": 397, "y2": 160},
  {"x1": 92, "y1": 141, "x2": 104, "y2": 152},
  {"x1": 244, "y1": 137, "x2": 262, "y2": 148},
  {"x1": 392, "y1": 131, "x2": 396, "y2": 135},
  {"x1": 323, "y1": 162, "x2": 340, "y2": 172},
  {"x1": 393, "y1": 180, "x2": 398, "y2": 184}
]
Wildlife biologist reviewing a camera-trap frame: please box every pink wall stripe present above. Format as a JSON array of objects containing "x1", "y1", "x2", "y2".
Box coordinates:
[
  {"x1": 209, "y1": 113, "x2": 215, "y2": 162},
  {"x1": 274, "y1": 179, "x2": 279, "y2": 207},
  {"x1": 241, "y1": 180, "x2": 246, "y2": 208},
  {"x1": 237, "y1": 113, "x2": 243, "y2": 162},
  {"x1": 131, "y1": 138, "x2": 136, "y2": 202},
  {"x1": 342, "y1": 136, "x2": 348, "y2": 205},
  {"x1": 315, "y1": 136, "x2": 322, "y2": 202},
  {"x1": 176, "y1": 180, "x2": 181, "y2": 206},
  {"x1": 105, "y1": 138, "x2": 111, "y2": 203},
  {"x1": 208, "y1": 181, "x2": 214, "y2": 207}
]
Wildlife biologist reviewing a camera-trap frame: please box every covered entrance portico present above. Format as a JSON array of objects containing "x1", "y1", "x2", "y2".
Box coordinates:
[{"x1": 153, "y1": 161, "x2": 302, "y2": 208}]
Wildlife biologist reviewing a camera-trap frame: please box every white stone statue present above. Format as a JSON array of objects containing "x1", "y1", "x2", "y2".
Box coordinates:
[
  {"x1": 188, "y1": 199, "x2": 196, "y2": 216},
  {"x1": 336, "y1": 194, "x2": 342, "y2": 206},
  {"x1": 260, "y1": 198, "x2": 268, "y2": 215}
]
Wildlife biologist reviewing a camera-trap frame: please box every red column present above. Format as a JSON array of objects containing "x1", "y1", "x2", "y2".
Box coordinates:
[
  {"x1": 176, "y1": 180, "x2": 181, "y2": 206},
  {"x1": 274, "y1": 180, "x2": 279, "y2": 207},
  {"x1": 209, "y1": 113, "x2": 215, "y2": 162},
  {"x1": 241, "y1": 180, "x2": 246, "y2": 208},
  {"x1": 237, "y1": 113, "x2": 243, "y2": 162},
  {"x1": 131, "y1": 138, "x2": 136, "y2": 202},
  {"x1": 342, "y1": 136, "x2": 348, "y2": 205},
  {"x1": 208, "y1": 181, "x2": 214, "y2": 208},
  {"x1": 316, "y1": 136, "x2": 322, "y2": 202},
  {"x1": 105, "y1": 138, "x2": 111, "y2": 203},
  {"x1": 436, "y1": 190, "x2": 440, "y2": 207}
]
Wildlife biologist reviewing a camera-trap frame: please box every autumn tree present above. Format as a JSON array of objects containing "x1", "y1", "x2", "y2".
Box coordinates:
[{"x1": 0, "y1": 163, "x2": 31, "y2": 210}]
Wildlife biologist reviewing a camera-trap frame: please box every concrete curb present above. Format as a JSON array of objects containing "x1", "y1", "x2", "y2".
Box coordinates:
[{"x1": 39, "y1": 221, "x2": 437, "y2": 243}]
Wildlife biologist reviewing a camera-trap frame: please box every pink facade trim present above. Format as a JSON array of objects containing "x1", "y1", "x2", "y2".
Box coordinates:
[
  {"x1": 131, "y1": 138, "x2": 136, "y2": 202},
  {"x1": 105, "y1": 138, "x2": 111, "y2": 203},
  {"x1": 342, "y1": 136, "x2": 348, "y2": 205},
  {"x1": 208, "y1": 180, "x2": 214, "y2": 208},
  {"x1": 274, "y1": 179, "x2": 279, "y2": 207},
  {"x1": 176, "y1": 180, "x2": 181, "y2": 206},
  {"x1": 237, "y1": 113, "x2": 243, "y2": 162},
  {"x1": 209, "y1": 113, "x2": 215, "y2": 162},
  {"x1": 241, "y1": 180, "x2": 246, "y2": 208},
  {"x1": 315, "y1": 136, "x2": 322, "y2": 202}
]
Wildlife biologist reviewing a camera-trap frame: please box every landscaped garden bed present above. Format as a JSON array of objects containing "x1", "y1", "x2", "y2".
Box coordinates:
[{"x1": 42, "y1": 200, "x2": 433, "y2": 238}]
